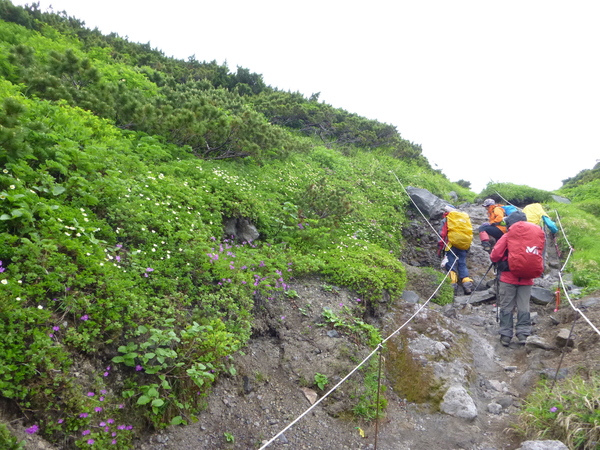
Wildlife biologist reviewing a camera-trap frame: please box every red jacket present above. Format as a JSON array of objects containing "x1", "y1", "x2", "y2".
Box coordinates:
[{"x1": 489, "y1": 233, "x2": 534, "y2": 286}]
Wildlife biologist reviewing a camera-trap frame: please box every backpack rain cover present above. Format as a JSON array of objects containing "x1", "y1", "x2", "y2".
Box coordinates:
[
  {"x1": 446, "y1": 211, "x2": 473, "y2": 250},
  {"x1": 506, "y1": 221, "x2": 546, "y2": 279}
]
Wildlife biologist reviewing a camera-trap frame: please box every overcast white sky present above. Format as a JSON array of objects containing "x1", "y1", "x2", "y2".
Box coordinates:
[{"x1": 11, "y1": 0, "x2": 600, "y2": 192}]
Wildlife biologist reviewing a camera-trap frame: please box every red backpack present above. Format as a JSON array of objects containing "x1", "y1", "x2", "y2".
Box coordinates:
[{"x1": 505, "y1": 221, "x2": 546, "y2": 279}]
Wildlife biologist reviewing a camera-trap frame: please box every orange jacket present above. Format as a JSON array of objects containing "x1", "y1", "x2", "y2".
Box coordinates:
[{"x1": 486, "y1": 205, "x2": 507, "y2": 233}]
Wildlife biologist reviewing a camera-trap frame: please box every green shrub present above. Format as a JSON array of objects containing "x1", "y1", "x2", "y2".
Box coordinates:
[{"x1": 479, "y1": 182, "x2": 552, "y2": 205}]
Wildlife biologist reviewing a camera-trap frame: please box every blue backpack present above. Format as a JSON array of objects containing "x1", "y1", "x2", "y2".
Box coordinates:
[{"x1": 502, "y1": 205, "x2": 518, "y2": 216}]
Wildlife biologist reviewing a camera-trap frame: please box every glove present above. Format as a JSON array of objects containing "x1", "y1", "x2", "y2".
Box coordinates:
[{"x1": 481, "y1": 222, "x2": 490, "y2": 227}]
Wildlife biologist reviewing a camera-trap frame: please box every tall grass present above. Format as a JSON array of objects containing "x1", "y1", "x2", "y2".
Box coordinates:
[{"x1": 516, "y1": 375, "x2": 600, "y2": 450}]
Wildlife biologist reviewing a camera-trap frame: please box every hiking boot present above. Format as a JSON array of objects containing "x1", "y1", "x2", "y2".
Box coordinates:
[
  {"x1": 462, "y1": 281, "x2": 474, "y2": 295},
  {"x1": 500, "y1": 336, "x2": 511, "y2": 347},
  {"x1": 481, "y1": 241, "x2": 492, "y2": 253},
  {"x1": 517, "y1": 334, "x2": 527, "y2": 344}
]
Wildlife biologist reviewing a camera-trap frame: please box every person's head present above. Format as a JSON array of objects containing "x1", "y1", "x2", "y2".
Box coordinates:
[
  {"x1": 506, "y1": 211, "x2": 527, "y2": 229},
  {"x1": 482, "y1": 198, "x2": 496, "y2": 207}
]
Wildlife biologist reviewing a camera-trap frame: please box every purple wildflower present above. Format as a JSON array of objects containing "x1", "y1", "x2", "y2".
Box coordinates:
[
  {"x1": 53, "y1": 326, "x2": 60, "y2": 331},
  {"x1": 550, "y1": 406, "x2": 558, "y2": 412},
  {"x1": 95, "y1": 407, "x2": 102, "y2": 412},
  {"x1": 26, "y1": 424, "x2": 39, "y2": 434},
  {"x1": 82, "y1": 429, "x2": 91, "y2": 436},
  {"x1": 79, "y1": 413, "x2": 89, "y2": 418},
  {"x1": 87, "y1": 439, "x2": 95, "y2": 445},
  {"x1": 80, "y1": 314, "x2": 90, "y2": 321},
  {"x1": 135, "y1": 365, "x2": 143, "y2": 371},
  {"x1": 87, "y1": 392, "x2": 95, "y2": 397}
]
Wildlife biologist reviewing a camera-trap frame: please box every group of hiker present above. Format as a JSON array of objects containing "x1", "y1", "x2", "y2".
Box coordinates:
[{"x1": 437, "y1": 199, "x2": 558, "y2": 347}]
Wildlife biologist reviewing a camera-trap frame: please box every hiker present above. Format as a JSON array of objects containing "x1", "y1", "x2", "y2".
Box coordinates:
[
  {"x1": 437, "y1": 205, "x2": 474, "y2": 295},
  {"x1": 479, "y1": 198, "x2": 507, "y2": 252},
  {"x1": 490, "y1": 211, "x2": 546, "y2": 347},
  {"x1": 523, "y1": 203, "x2": 559, "y2": 234}
]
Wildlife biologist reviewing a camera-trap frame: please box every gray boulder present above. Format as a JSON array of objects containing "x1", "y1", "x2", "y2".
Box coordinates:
[
  {"x1": 550, "y1": 195, "x2": 571, "y2": 204},
  {"x1": 223, "y1": 217, "x2": 260, "y2": 243},
  {"x1": 440, "y1": 385, "x2": 478, "y2": 420},
  {"x1": 531, "y1": 287, "x2": 554, "y2": 305},
  {"x1": 401, "y1": 290, "x2": 420, "y2": 304},
  {"x1": 406, "y1": 186, "x2": 448, "y2": 219}
]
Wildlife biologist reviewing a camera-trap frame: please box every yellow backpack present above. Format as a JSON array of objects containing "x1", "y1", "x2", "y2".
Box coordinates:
[
  {"x1": 446, "y1": 211, "x2": 473, "y2": 250},
  {"x1": 523, "y1": 203, "x2": 546, "y2": 227}
]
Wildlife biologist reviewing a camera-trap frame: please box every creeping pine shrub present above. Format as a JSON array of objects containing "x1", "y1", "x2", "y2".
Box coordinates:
[{"x1": 479, "y1": 182, "x2": 552, "y2": 205}]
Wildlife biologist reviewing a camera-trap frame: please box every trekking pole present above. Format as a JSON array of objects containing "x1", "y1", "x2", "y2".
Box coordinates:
[
  {"x1": 495, "y1": 275, "x2": 500, "y2": 323},
  {"x1": 465, "y1": 262, "x2": 494, "y2": 304}
]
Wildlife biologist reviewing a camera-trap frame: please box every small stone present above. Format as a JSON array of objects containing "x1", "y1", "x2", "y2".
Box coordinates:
[
  {"x1": 327, "y1": 330, "x2": 340, "y2": 338},
  {"x1": 556, "y1": 329, "x2": 575, "y2": 347},
  {"x1": 487, "y1": 402, "x2": 502, "y2": 414}
]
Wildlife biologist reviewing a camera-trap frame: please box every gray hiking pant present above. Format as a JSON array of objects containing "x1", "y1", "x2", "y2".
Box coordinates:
[{"x1": 498, "y1": 281, "x2": 532, "y2": 338}]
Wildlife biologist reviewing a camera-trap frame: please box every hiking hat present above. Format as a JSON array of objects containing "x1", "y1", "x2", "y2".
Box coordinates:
[
  {"x1": 482, "y1": 199, "x2": 496, "y2": 207},
  {"x1": 444, "y1": 205, "x2": 456, "y2": 213},
  {"x1": 505, "y1": 211, "x2": 527, "y2": 229}
]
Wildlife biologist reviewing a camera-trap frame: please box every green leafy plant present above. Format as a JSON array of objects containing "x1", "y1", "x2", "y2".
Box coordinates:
[
  {"x1": 0, "y1": 423, "x2": 25, "y2": 450},
  {"x1": 224, "y1": 431, "x2": 235, "y2": 443},
  {"x1": 314, "y1": 373, "x2": 329, "y2": 390}
]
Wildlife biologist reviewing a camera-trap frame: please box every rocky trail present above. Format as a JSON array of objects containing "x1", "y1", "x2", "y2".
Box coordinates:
[
  {"x1": 129, "y1": 200, "x2": 599, "y2": 450},
  {"x1": 13, "y1": 199, "x2": 600, "y2": 450}
]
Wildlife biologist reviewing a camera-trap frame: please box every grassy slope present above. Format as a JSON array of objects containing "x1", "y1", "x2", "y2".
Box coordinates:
[{"x1": 0, "y1": 3, "x2": 598, "y2": 448}]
